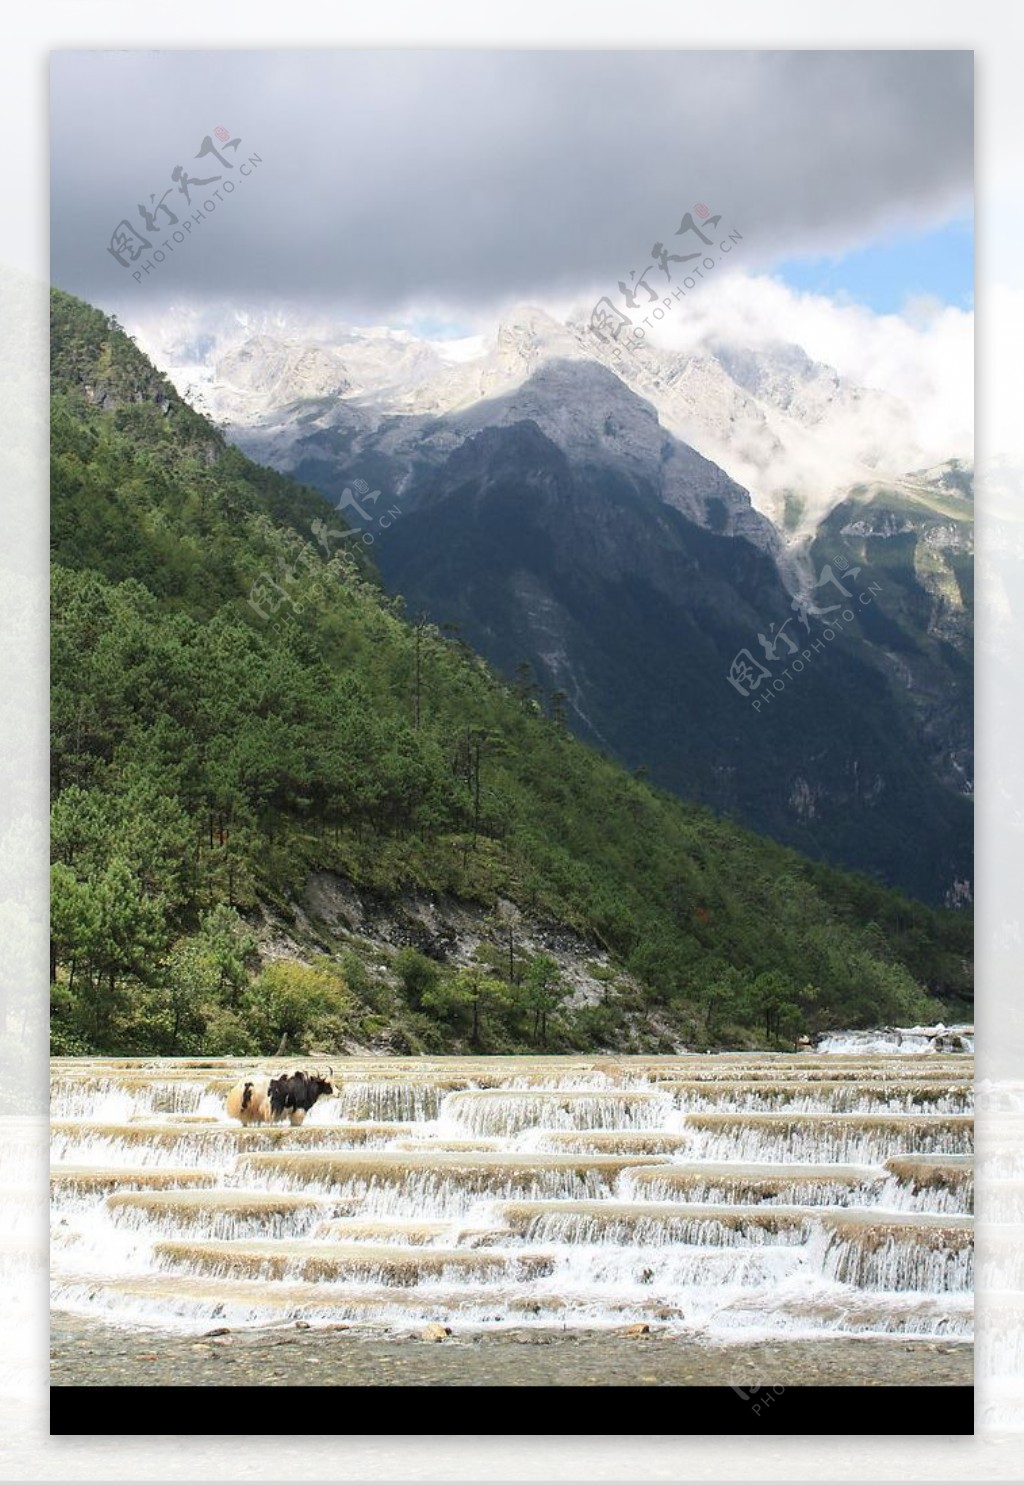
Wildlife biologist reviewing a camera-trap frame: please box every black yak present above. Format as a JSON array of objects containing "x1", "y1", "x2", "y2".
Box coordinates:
[{"x1": 267, "y1": 1067, "x2": 335, "y2": 1126}]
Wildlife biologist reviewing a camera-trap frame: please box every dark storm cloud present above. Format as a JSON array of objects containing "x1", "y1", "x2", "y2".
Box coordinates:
[{"x1": 50, "y1": 50, "x2": 972, "y2": 318}]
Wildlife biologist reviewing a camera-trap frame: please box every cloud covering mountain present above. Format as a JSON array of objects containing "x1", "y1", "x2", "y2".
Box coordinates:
[{"x1": 130, "y1": 290, "x2": 971, "y2": 538}]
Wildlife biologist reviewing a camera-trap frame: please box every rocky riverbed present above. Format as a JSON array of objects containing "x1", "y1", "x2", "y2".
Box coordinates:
[{"x1": 50, "y1": 1313, "x2": 971, "y2": 1389}]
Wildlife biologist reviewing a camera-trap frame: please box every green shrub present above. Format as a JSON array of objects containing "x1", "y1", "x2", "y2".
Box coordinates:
[
  {"x1": 394, "y1": 947, "x2": 441, "y2": 1009},
  {"x1": 244, "y1": 959, "x2": 352, "y2": 1055}
]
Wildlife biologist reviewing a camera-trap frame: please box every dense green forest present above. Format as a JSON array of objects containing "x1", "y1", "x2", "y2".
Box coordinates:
[{"x1": 49, "y1": 289, "x2": 972, "y2": 1057}]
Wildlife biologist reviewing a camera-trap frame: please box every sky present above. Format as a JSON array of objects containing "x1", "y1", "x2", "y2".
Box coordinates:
[
  {"x1": 773, "y1": 214, "x2": 974, "y2": 315},
  {"x1": 49, "y1": 49, "x2": 973, "y2": 439}
]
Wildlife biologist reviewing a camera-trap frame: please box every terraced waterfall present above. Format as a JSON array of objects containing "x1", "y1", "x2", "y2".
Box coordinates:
[{"x1": 51, "y1": 1053, "x2": 973, "y2": 1348}]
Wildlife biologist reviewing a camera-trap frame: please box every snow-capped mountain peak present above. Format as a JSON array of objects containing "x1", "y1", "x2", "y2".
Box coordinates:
[{"x1": 136, "y1": 300, "x2": 966, "y2": 540}]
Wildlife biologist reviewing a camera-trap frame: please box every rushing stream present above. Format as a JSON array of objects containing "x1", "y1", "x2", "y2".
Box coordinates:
[{"x1": 50, "y1": 1048, "x2": 973, "y2": 1346}]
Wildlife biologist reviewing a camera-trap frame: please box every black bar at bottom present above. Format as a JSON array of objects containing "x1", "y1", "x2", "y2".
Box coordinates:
[{"x1": 51, "y1": 1385, "x2": 974, "y2": 1436}]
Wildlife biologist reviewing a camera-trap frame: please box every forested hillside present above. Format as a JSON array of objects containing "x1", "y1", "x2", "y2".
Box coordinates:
[{"x1": 49, "y1": 290, "x2": 972, "y2": 1057}]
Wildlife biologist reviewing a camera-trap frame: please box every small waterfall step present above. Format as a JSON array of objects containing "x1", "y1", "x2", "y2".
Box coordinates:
[
  {"x1": 622, "y1": 1162, "x2": 883, "y2": 1206},
  {"x1": 105, "y1": 1189, "x2": 346, "y2": 1240},
  {"x1": 154, "y1": 1238, "x2": 559, "y2": 1285},
  {"x1": 687, "y1": 1112, "x2": 973, "y2": 1162},
  {"x1": 50, "y1": 1166, "x2": 220, "y2": 1193},
  {"x1": 653, "y1": 1080, "x2": 970, "y2": 1113}
]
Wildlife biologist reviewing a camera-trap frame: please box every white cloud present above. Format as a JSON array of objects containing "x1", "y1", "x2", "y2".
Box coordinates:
[{"x1": 633, "y1": 270, "x2": 974, "y2": 466}]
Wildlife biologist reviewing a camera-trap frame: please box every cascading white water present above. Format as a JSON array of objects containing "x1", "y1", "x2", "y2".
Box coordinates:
[
  {"x1": 50, "y1": 1053, "x2": 973, "y2": 1343},
  {"x1": 817, "y1": 1024, "x2": 974, "y2": 1056}
]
